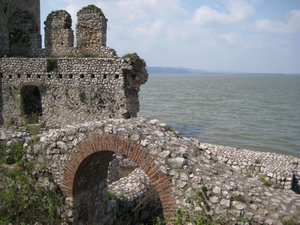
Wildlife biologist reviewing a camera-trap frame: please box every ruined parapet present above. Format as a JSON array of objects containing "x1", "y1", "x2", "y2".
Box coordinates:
[
  {"x1": 0, "y1": 57, "x2": 148, "y2": 126},
  {"x1": 76, "y1": 5, "x2": 107, "y2": 55},
  {"x1": 122, "y1": 53, "x2": 148, "y2": 118},
  {"x1": 0, "y1": 0, "x2": 41, "y2": 57},
  {"x1": 44, "y1": 10, "x2": 74, "y2": 57}
]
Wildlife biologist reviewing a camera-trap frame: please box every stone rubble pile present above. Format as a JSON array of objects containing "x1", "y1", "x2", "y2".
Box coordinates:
[{"x1": 108, "y1": 168, "x2": 151, "y2": 200}]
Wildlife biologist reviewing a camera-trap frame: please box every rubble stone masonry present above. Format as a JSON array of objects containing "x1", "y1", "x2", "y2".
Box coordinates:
[{"x1": 0, "y1": 57, "x2": 147, "y2": 126}]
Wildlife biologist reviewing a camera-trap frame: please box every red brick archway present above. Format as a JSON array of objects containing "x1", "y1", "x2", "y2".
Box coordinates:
[{"x1": 62, "y1": 135, "x2": 175, "y2": 223}]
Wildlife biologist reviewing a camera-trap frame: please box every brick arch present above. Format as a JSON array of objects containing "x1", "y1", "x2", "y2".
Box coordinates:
[{"x1": 62, "y1": 135, "x2": 175, "y2": 222}]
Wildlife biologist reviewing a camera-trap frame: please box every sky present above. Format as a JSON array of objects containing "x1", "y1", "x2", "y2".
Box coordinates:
[{"x1": 40, "y1": 0, "x2": 300, "y2": 74}]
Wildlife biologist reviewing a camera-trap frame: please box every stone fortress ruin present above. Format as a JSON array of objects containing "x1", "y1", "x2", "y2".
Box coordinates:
[
  {"x1": 0, "y1": 0, "x2": 148, "y2": 126},
  {"x1": 1, "y1": 1, "x2": 300, "y2": 225}
]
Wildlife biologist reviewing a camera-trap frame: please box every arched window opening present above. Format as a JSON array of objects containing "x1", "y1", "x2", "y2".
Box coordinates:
[{"x1": 20, "y1": 85, "x2": 42, "y2": 124}]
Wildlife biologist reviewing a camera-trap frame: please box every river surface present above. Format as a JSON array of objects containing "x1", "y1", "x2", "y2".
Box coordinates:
[{"x1": 138, "y1": 74, "x2": 300, "y2": 158}]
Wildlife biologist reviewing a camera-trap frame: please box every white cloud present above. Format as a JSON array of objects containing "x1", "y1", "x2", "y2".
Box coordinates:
[
  {"x1": 221, "y1": 32, "x2": 239, "y2": 45},
  {"x1": 63, "y1": 0, "x2": 184, "y2": 20},
  {"x1": 133, "y1": 20, "x2": 164, "y2": 38},
  {"x1": 193, "y1": 6, "x2": 227, "y2": 25},
  {"x1": 60, "y1": 0, "x2": 186, "y2": 40},
  {"x1": 256, "y1": 10, "x2": 300, "y2": 33},
  {"x1": 193, "y1": 0, "x2": 254, "y2": 25},
  {"x1": 113, "y1": 0, "x2": 186, "y2": 24}
]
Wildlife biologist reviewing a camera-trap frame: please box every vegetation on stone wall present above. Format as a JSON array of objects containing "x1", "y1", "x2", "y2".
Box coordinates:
[
  {"x1": 281, "y1": 216, "x2": 297, "y2": 225},
  {"x1": 161, "y1": 124, "x2": 181, "y2": 138},
  {"x1": 0, "y1": 140, "x2": 63, "y2": 225},
  {"x1": 79, "y1": 91, "x2": 87, "y2": 104},
  {"x1": 122, "y1": 52, "x2": 146, "y2": 65},
  {"x1": 154, "y1": 186, "x2": 245, "y2": 225},
  {"x1": 259, "y1": 175, "x2": 282, "y2": 189},
  {"x1": 47, "y1": 57, "x2": 58, "y2": 72}
]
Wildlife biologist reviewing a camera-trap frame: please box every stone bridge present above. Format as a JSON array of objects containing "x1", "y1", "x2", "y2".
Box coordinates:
[{"x1": 3, "y1": 117, "x2": 299, "y2": 224}]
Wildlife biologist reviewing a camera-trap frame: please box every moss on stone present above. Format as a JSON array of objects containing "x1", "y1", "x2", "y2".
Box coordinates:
[
  {"x1": 47, "y1": 57, "x2": 58, "y2": 72},
  {"x1": 281, "y1": 216, "x2": 297, "y2": 225}
]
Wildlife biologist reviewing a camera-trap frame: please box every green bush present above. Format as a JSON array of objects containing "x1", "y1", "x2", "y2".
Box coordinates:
[
  {"x1": 107, "y1": 191, "x2": 124, "y2": 200},
  {"x1": 47, "y1": 58, "x2": 58, "y2": 72},
  {"x1": 27, "y1": 124, "x2": 43, "y2": 136},
  {"x1": 259, "y1": 176, "x2": 282, "y2": 189},
  {"x1": 0, "y1": 141, "x2": 63, "y2": 224},
  {"x1": 161, "y1": 124, "x2": 180, "y2": 137},
  {"x1": 23, "y1": 113, "x2": 39, "y2": 124},
  {"x1": 0, "y1": 164, "x2": 62, "y2": 224},
  {"x1": 0, "y1": 141, "x2": 7, "y2": 163},
  {"x1": 259, "y1": 176, "x2": 272, "y2": 187},
  {"x1": 122, "y1": 53, "x2": 145, "y2": 64},
  {"x1": 5, "y1": 141, "x2": 25, "y2": 165},
  {"x1": 281, "y1": 216, "x2": 297, "y2": 225}
]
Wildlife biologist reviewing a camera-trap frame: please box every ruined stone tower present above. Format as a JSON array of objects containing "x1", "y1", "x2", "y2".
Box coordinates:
[
  {"x1": 44, "y1": 5, "x2": 114, "y2": 58},
  {"x1": 76, "y1": 5, "x2": 107, "y2": 53},
  {"x1": 0, "y1": 2, "x2": 148, "y2": 126},
  {"x1": 0, "y1": 0, "x2": 41, "y2": 57},
  {"x1": 44, "y1": 10, "x2": 74, "y2": 57}
]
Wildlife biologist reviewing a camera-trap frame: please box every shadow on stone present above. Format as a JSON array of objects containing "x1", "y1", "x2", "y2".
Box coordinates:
[
  {"x1": 20, "y1": 85, "x2": 42, "y2": 124},
  {"x1": 73, "y1": 151, "x2": 164, "y2": 225},
  {"x1": 0, "y1": 76, "x2": 3, "y2": 125},
  {"x1": 291, "y1": 174, "x2": 300, "y2": 194}
]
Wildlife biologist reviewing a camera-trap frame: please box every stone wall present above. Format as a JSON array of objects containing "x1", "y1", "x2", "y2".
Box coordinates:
[
  {"x1": 0, "y1": 0, "x2": 41, "y2": 57},
  {"x1": 0, "y1": 57, "x2": 148, "y2": 126},
  {"x1": 107, "y1": 154, "x2": 138, "y2": 184},
  {"x1": 1, "y1": 118, "x2": 300, "y2": 224},
  {"x1": 201, "y1": 143, "x2": 300, "y2": 191}
]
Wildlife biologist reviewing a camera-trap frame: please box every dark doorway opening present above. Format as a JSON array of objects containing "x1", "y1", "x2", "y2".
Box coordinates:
[{"x1": 20, "y1": 85, "x2": 42, "y2": 124}]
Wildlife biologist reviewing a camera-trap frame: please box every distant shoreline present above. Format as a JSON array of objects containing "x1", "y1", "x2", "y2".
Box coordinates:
[{"x1": 147, "y1": 66, "x2": 300, "y2": 76}]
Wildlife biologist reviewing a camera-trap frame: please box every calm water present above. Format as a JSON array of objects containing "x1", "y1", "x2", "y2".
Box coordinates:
[{"x1": 138, "y1": 74, "x2": 300, "y2": 158}]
